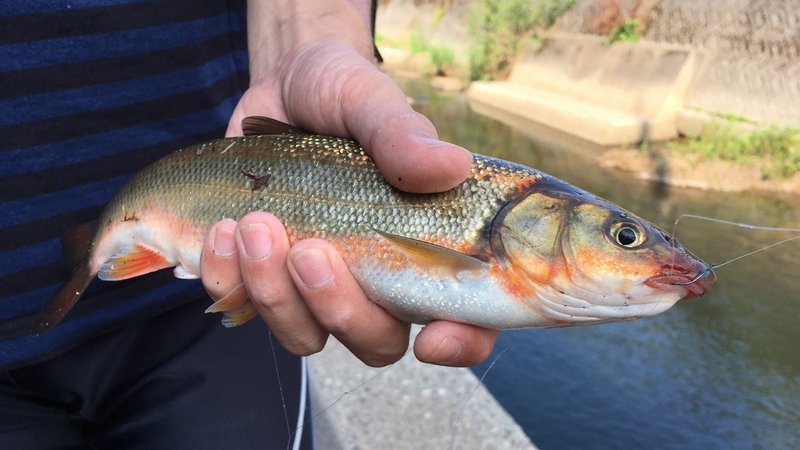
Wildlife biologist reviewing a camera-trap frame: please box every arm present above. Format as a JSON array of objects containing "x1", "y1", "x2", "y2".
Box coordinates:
[{"x1": 201, "y1": 0, "x2": 497, "y2": 367}]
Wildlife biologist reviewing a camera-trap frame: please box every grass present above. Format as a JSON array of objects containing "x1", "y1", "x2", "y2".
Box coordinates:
[
  {"x1": 669, "y1": 123, "x2": 800, "y2": 179},
  {"x1": 605, "y1": 19, "x2": 640, "y2": 44}
]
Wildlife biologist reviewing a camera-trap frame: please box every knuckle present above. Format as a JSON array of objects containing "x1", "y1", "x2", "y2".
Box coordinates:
[
  {"x1": 321, "y1": 304, "x2": 360, "y2": 336},
  {"x1": 296, "y1": 338, "x2": 327, "y2": 357},
  {"x1": 249, "y1": 286, "x2": 291, "y2": 312},
  {"x1": 281, "y1": 334, "x2": 327, "y2": 357},
  {"x1": 202, "y1": 281, "x2": 229, "y2": 301},
  {"x1": 360, "y1": 341, "x2": 409, "y2": 368}
]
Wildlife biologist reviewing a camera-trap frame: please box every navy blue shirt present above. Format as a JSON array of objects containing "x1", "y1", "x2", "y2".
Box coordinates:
[{"x1": 0, "y1": 0, "x2": 250, "y2": 370}]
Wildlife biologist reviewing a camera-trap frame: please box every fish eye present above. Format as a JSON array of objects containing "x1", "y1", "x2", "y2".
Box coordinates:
[{"x1": 610, "y1": 221, "x2": 646, "y2": 248}]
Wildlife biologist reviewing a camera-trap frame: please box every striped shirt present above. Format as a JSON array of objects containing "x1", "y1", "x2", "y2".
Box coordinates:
[{"x1": 0, "y1": 0, "x2": 249, "y2": 370}]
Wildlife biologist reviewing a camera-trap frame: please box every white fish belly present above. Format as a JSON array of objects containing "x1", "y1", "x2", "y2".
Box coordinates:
[{"x1": 350, "y1": 263, "x2": 549, "y2": 330}]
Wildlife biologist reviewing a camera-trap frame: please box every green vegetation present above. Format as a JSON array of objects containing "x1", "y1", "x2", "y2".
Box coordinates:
[
  {"x1": 467, "y1": 0, "x2": 577, "y2": 80},
  {"x1": 587, "y1": 0, "x2": 649, "y2": 43},
  {"x1": 428, "y1": 46, "x2": 455, "y2": 75},
  {"x1": 605, "y1": 19, "x2": 640, "y2": 44},
  {"x1": 669, "y1": 123, "x2": 800, "y2": 179},
  {"x1": 407, "y1": 30, "x2": 455, "y2": 76}
]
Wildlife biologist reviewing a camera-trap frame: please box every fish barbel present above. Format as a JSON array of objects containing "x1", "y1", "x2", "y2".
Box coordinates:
[{"x1": 40, "y1": 117, "x2": 714, "y2": 331}]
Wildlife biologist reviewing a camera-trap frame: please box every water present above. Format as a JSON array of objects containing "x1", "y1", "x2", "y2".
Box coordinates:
[{"x1": 403, "y1": 79, "x2": 800, "y2": 449}]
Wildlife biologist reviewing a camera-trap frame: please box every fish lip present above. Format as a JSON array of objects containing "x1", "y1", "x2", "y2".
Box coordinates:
[{"x1": 645, "y1": 263, "x2": 716, "y2": 300}]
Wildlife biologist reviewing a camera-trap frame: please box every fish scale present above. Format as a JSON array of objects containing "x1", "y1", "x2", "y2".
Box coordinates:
[
  {"x1": 38, "y1": 118, "x2": 714, "y2": 332},
  {"x1": 105, "y1": 134, "x2": 533, "y2": 249}
]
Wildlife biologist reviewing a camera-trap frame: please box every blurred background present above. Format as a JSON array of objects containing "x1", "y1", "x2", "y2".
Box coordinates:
[{"x1": 370, "y1": 1, "x2": 800, "y2": 448}]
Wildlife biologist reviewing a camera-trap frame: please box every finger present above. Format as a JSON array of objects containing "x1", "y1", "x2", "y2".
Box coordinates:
[
  {"x1": 364, "y1": 113, "x2": 474, "y2": 193},
  {"x1": 200, "y1": 219, "x2": 241, "y2": 301},
  {"x1": 235, "y1": 212, "x2": 328, "y2": 355},
  {"x1": 413, "y1": 321, "x2": 499, "y2": 367},
  {"x1": 287, "y1": 239, "x2": 411, "y2": 367}
]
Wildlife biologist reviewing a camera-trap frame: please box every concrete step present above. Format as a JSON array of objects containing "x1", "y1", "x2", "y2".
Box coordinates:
[
  {"x1": 468, "y1": 81, "x2": 672, "y2": 146},
  {"x1": 308, "y1": 332, "x2": 536, "y2": 450}
]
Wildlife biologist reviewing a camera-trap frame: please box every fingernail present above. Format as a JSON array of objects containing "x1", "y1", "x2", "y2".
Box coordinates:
[
  {"x1": 290, "y1": 248, "x2": 334, "y2": 289},
  {"x1": 430, "y1": 336, "x2": 464, "y2": 364},
  {"x1": 413, "y1": 135, "x2": 472, "y2": 157},
  {"x1": 414, "y1": 136, "x2": 442, "y2": 147},
  {"x1": 239, "y1": 222, "x2": 272, "y2": 259},
  {"x1": 212, "y1": 222, "x2": 236, "y2": 256}
]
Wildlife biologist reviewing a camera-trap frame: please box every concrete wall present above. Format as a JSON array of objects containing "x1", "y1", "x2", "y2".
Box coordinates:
[
  {"x1": 554, "y1": 0, "x2": 800, "y2": 127},
  {"x1": 468, "y1": 33, "x2": 701, "y2": 145}
]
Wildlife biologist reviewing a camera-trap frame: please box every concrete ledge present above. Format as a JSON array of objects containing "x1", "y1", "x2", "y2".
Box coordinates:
[
  {"x1": 677, "y1": 108, "x2": 759, "y2": 137},
  {"x1": 308, "y1": 331, "x2": 535, "y2": 449},
  {"x1": 468, "y1": 33, "x2": 702, "y2": 146},
  {"x1": 468, "y1": 81, "x2": 649, "y2": 146}
]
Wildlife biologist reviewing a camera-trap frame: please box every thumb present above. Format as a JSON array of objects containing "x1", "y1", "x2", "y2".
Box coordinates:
[
  {"x1": 364, "y1": 112, "x2": 473, "y2": 193},
  {"x1": 284, "y1": 44, "x2": 473, "y2": 193}
]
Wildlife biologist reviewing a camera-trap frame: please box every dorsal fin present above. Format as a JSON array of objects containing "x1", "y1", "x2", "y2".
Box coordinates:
[
  {"x1": 373, "y1": 229, "x2": 488, "y2": 277},
  {"x1": 241, "y1": 116, "x2": 306, "y2": 136}
]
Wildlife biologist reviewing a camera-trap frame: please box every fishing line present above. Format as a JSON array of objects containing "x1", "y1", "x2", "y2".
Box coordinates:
[
  {"x1": 674, "y1": 214, "x2": 800, "y2": 234},
  {"x1": 286, "y1": 346, "x2": 412, "y2": 444},
  {"x1": 291, "y1": 357, "x2": 309, "y2": 450},
  {"x1": 671, "y1": 214, "x2": 800, "y2": 283},
  {"x1": 448, "y1": 347, "x2": 509, "y2": 450},
  {"x1": 266, "y1": 330, "x2": 292, "y2": 450}
]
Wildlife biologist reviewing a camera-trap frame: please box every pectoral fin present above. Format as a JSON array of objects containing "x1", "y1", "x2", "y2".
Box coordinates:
[
  {"x1": 98, "y1": 244, "x2": 172, "y2": 281},
  {"x1": 373, "y1": 229, "x2": 488, "y2": 277}
]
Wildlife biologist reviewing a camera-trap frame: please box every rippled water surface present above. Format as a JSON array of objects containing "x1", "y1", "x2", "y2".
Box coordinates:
[{"x1": 403, "y1": 79, "x2": 800, "y2": 449}]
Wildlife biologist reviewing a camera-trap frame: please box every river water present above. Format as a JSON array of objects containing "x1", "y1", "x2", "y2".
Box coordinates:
[{"x1": 402, "y1": 79, "x2": 800, "y2": 449}]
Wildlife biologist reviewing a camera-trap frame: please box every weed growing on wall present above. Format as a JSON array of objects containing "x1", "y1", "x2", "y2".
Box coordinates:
[{"x1": 468, "y1": 0, "x2": 577, "y2": 80}]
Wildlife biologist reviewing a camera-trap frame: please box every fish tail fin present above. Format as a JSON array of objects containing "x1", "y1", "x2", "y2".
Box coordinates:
[
  {"x1": 204, "y1": 283, "x2": 259, "y2": 327},
  {"x1": 37, "y1": 263, "x2": 95, "y2": 333},
  {"x1": 61, "y1": 221, "x2": 97, "y2": 268}
]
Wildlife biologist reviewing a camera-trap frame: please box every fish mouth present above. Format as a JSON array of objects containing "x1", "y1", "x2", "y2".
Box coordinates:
[{"x1": 645, "y1": 262, "x2": 716, "y2": 300}]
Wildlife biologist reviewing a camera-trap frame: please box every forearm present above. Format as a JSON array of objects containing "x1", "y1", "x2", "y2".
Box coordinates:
[{"x1": 247, "y1": 0, "x2": 376, "y2": 82}]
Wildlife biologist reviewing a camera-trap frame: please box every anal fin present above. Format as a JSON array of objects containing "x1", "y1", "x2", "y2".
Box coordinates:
[
  {"x1": 221, "y1": 304, "x2": 259, "y2": 328},
  {"x1": 205, "y1": 284, "x2": 259, "y2": 327}
]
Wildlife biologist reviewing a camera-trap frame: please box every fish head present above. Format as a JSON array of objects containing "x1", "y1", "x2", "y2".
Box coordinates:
[{"x1": 493, "y1": 181, "x2": 715, "y2": 325}]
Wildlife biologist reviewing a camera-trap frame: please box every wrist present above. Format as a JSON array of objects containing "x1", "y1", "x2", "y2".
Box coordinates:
[{"x1": 247, "y1": 0, "x2": 375, "y2": 82}]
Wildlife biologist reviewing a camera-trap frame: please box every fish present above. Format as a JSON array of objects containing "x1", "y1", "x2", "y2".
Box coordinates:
[{"x1": 39, "y1": 116, "x2": 715, "y2": 331}]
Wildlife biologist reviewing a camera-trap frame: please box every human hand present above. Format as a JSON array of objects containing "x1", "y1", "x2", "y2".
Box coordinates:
[{"x1": 200, "y1": 0, "x2": 498, "y2": 367}]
